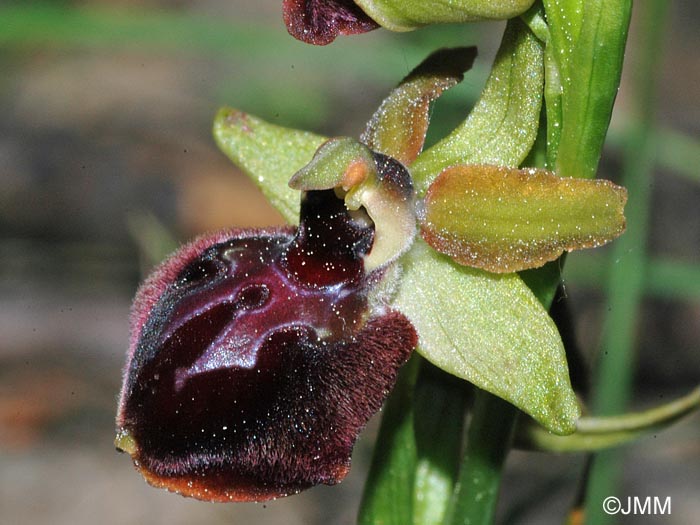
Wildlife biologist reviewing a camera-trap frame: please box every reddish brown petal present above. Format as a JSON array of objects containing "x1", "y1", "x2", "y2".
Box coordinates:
[
  {"x1": 361, "y1": 47, "x2": 477, "y2": 165},
  {"x1": 283, "y1": 0, "x2": 379, "y2": 45}
]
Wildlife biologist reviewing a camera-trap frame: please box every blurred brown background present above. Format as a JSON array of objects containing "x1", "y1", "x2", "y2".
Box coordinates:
[{"x1": 1, "y1": 1, "x2": 699, "y2": 524}]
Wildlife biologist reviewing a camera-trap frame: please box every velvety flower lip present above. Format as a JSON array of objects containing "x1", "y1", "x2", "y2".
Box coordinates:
[
  {"x1": 283, "y1": 0, "x2": 379, "y2": 45},
  {"x1": 116, "y1": 186, "x2": 417, "y2": 502}
]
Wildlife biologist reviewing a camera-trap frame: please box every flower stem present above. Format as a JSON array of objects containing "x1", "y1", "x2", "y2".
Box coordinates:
[
  {"x1": 584, "y1": 1, "x2": 669, "y2": 523},
  {"x1": 358, "y1": 356, "x2": 419, "y2": 525},
  {"x1": 443, "y1": 390, "x2": 518, "y2": 525}
]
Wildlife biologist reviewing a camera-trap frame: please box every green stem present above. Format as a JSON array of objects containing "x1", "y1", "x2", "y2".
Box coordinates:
[
  {"x1": 358, "y1": 356, "x2": 420, "y2": 525},
  {"x1": 519, "y1": 386, "x2": 700, "y2": 452},
  {"x1": 443, "y1": 391, "x2": 518, "y2": 525},
  {"x1": 358, "y1": 356, "x2": 468, "y2": 525},
  {"x1": 585, "y1": 2, "x2": 670, "y2": 523},
  {"x1": 413, "y1": 363, "x2": 470, "y2": 525}
]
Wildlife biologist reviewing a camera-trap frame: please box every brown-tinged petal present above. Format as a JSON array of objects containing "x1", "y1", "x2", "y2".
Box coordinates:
[
  {"x1": 283, "y1": 0, "x2": 379, "y2": 45},
  {"x1": 420, "y1": 164, "x2": 627, "y2": 273},
  {"x1": 361, "y1": 47, "x2": 477, "y2": 166}
]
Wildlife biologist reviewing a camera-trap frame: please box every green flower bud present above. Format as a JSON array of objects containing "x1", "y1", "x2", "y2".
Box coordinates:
[{"x1": 354, "y1": 0, "x2": 537, "y2": 32}]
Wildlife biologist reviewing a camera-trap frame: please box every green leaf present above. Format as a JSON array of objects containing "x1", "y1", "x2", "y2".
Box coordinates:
[
  {"x1": 361, "y1": 47, "x2": 477, "y2": 166},
  {"x1": 517, "y1": 386, "x2": 700, "y2": 452},
  {"x1": 543, "y1": 0, "x2": 632, "y2": 178},
  {"x1": 354, "y1": 0, "x2": 536, "y2": 32},
  {"x1": 420, "y1": 164, "x2": 627, "y2": 273},
  {"x1": 212, "y1": 107, "x2": 326, "y2": 224},
  {"x1": 410, "y1": 18, "x2": 544, "y2": 194},
  {"x1": 393, "y1": 240, "x2": 580, "y2": 435}
]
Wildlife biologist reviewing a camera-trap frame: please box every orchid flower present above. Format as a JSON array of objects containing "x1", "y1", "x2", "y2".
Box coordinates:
[{"x1": 116, "y1": 24, "x2": 628, "y2": 502}]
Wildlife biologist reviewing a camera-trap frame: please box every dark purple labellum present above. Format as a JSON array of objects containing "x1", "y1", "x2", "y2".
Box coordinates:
[
  {"x1": 283, "y1": 0, "x2": 379, "y2": 45},
  {"x1": 116, "y1": 189, "x2": 416, "y2": 501}
]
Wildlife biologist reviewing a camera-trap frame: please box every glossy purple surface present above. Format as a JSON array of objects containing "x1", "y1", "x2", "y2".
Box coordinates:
[{"x1": 117, "y1": 190, "x2": 416, "y2": 501}]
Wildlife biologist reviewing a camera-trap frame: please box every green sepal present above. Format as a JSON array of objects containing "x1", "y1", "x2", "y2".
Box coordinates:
[
  {"x1": 213, "y1": 107, "x2": 326, "y2": 224},
  {"x1": 411, "y1": 18, "x2": 544, "y2": 194},
  {"x1": 393, "y1": 240, "x2": 580, "y2": 435},
  {"x1": 358, "y1": 357, "x2": 420, "y2": 525},
  {"x1": 354, "y1": 0, "x2": 536, "y2": 32}
]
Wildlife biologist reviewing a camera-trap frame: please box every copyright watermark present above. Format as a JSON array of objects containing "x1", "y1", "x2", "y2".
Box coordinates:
[{"x1": 603, "y1": 496, "x2": 671, "y2": 516}]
